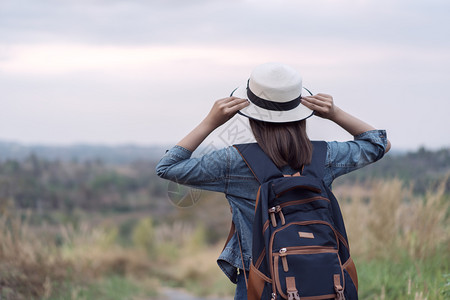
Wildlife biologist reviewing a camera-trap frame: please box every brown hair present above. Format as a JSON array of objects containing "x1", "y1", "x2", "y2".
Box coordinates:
[{"x1": 249, "y1": 119, "x2": 313, "y2": 170}]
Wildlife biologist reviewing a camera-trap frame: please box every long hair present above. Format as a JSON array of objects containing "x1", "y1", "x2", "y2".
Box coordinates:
[{"x1": 249, "y1": 119, "x2": 313, "y2": 170}]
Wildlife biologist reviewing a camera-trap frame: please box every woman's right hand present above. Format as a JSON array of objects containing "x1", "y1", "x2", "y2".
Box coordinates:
[
  {"x1": 204, "y1": 97, "x2": 249, "y2": 130},
  {"x1": 176, "y1": 97, "x2": 249, "y2": 152}
]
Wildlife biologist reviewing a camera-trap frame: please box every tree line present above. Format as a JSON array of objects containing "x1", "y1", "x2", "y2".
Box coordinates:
[
  {"x1": 0, "y1": 146, "x2": 448, "y2": 213},
  {"x1": 335, "y1": 146, "x2": 450, "y2": 194},
  {"x1": 0, "y1": 154, "x2": 167, "y2": 212}
]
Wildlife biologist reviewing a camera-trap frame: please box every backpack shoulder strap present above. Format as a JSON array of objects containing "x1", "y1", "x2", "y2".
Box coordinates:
[
  {"x1": 233, "y1": 143, "x2": 283, "y2": 184},
  {"x1": 302, "y1": 141, "x2": 328, "y2": 179}
]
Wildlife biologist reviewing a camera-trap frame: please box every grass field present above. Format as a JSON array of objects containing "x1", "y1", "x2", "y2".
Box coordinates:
[{"x1": 0, "y1": 178, "x2": 448, "y2": 299}]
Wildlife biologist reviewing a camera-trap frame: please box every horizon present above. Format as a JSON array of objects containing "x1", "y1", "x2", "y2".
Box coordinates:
[{"x1": 0, "y1": 137, "x2": 446, "y2": 154}]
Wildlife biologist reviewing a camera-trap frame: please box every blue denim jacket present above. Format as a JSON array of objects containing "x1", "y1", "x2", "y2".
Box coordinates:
[{"x1": 156, "y1": 130, "x2": 387, "y2": 283}]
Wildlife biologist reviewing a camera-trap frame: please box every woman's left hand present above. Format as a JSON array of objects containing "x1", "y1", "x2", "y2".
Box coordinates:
[
  {"x1": 204, "y1": 97, "x2": 249, "y2": 130},
  {"x1": 301, "y1": 93, "x2": 336, "y2": 120}
]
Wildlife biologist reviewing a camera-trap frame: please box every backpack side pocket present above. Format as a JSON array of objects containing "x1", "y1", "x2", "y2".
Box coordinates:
[
  {"x1": 247, "y1": 262, "x2": 272, "y2": 300},
  {"x1": 343, "y1": 257, "x2": 358, "y2": 291}
]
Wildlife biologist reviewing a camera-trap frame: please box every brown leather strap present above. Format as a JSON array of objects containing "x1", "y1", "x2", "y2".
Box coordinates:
[
  {"x1": 286, "y1": 277, "x2": 296, "y2": 291},
  {"x1": 222, "y1": 221, "x2": 235, "y2": 251},
  {"x1": 237, "y1": 229, "x2": 248, "y2": 289},
  {"x1": 223, "y1": 206, "x2": 248, "y2": 288},
  {"x1": 334, "y1": 274, "x2": 345, "y2": 300},
  {"x1": 334, "y1": 274, "x2": 342, "y2": 290},
  {"x1": 222, "y1": 221, "x2": 248, "y2": 289},
  {"x1": 286, "y1": 277, "x2": 300, "y2": 300}
]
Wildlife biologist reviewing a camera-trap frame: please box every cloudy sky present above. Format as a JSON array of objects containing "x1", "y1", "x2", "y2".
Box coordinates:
[{"x1": 0, "y1": 0, "x2": 449, "y2": 150}]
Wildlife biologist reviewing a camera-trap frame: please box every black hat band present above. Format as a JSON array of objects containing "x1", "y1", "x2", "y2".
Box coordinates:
[{"x1": 246, "y1": 80, "x2": 301, "y2": 112}]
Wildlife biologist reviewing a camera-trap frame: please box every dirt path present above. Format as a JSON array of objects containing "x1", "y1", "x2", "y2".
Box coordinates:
[{"x1": 160, "y1": 288, "x2": 233, "y2": 300}]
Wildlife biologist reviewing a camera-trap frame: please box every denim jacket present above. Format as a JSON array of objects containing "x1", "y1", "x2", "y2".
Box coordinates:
[{"x1": 156, "y1": 130, "x2": 388, "y2": 283}]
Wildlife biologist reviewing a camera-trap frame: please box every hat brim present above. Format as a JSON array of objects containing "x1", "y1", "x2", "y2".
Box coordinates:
[{"x1": 231, "y1": 85, "x2": 314, "y2": 123}]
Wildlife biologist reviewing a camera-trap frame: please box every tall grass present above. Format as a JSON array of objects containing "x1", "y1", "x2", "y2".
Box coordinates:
[
  {"x1": 1, "y1": 178, "x2": 448, "y2": 299},
  {"x1": 337, "y1": 178, "x2": 449, "y2": 299},
  {"x1": 0, "y1": 211, "x2": 156, "y2": 299},
  {"x1": 338, "y1": 178, "x2": 449, "y2": 259},
  {"x1": 0, "y1": 210, "x2": 232, "y2": 299},
  {"x1": 133, "y1": 218, "x2": 235, "y2": 296},
  {"x1": 0, "y1": 210, "x2": 68, "y2": 299}
]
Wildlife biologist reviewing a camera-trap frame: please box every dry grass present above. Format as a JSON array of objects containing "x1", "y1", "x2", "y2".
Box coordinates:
[
  {"x1": 0, "y1": 211, "x2": 155, "y2": 299},
  {"x1": 162, "y1": 241, "x2": 235, "y2": 297},
  {"x1": 0, "y1": 211, "x2": 68, "y2": 299},
  {"x1": 0, "y1": 178, "x2": 448, "y2": 299},
  {"x1": 0, "y1": 209, "x2": 231, "y2": 299},
  {"x1": 337, "y1": 177, "x2": 449, "y2": 299},
  {"x1": 135, "y1": 218, "x2": 235, "y2": 296},
  {"x1": 60, "y1": 223, "x2": 154, "y2": 280},
  {"x1": 338, "y1": 178, "x2": 449, "y2": 260}
]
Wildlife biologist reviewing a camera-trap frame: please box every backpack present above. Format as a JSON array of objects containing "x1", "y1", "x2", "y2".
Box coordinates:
[{"x1": 233, "y1": 141, "x2": 358, "y2": 300}]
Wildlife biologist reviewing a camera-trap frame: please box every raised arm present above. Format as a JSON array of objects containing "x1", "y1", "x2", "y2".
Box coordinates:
[
  {"x1": 301, "y1": 93, "x2": 391, "y2": 152},
  {"x1": 176, "y1": 97, "x2": 249, "y2": 152}
]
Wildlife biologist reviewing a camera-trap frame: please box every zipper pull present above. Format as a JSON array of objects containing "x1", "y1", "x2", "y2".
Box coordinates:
[
  {"x1": 271, "y1": 292, "x2": 277, "y2": 300},
  {"x1": 279, "y1": 248, "x2": 289, "y2": 272},
  {"x1": 275, "y1": 205, "x2": 286, "y2": 225},
  {"x1": 269, "y1": 207, "x2": 277, "y2": 227}
]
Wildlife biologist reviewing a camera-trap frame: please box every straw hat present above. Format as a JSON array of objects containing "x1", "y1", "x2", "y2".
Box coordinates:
[{"x1": 231, "y1": 62, "x2": 313, "y2": 123}]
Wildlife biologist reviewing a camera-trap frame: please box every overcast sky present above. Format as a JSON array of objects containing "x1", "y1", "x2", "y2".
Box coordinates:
[{"x1": 0, "y1": 0, "x2": 449, "y2": 150}]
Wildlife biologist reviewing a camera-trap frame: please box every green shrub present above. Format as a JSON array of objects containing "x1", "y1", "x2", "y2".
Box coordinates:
[{"x1": 132, "y1": 217, "x2": 155, "y2": 254}]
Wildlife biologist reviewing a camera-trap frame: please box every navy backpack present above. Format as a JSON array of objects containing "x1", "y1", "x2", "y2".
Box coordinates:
[{"x1": 233, "y1": 141, "x2": 358, "y2": 300}]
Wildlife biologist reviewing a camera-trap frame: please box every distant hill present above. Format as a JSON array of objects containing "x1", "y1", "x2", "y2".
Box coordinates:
[
  {"x1": 0, "y1": 141, "x2": 169, "y2": 164},
  {"x1": 0, "y1": 140, "x2": 449, "y2": 194},
  {"x1": 0, "y1": 141, "x2": 448, "y2": 215},
  {"x1": 335, "y1": 146, "x2": 450, "y2": 193}
]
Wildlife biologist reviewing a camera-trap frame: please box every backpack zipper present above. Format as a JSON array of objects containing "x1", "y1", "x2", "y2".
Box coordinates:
[
  {"x1": 277, "y1": 246, "x2": 338, "y2": 273},
  {"x1": 279, "y1": 196, "x2": 330, "y2": 208},
  {"x1": 268, "y1": 205, "x2": 286, "y2": 227},
  {"x1": 273, "y1": 246, "x2": 344, "y2": 299}
]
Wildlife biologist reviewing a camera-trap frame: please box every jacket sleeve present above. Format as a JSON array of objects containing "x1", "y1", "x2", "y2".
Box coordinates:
[
  {"x1": 324, "y1": 129, "x2": 388, "y2": 185},
  {"x1": 156, "y1": 145, "x2": 230, "y2": 193}
]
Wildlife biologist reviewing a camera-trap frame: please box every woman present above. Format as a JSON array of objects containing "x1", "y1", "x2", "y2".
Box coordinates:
[{"x1": 156, "y1": 62, "x2": 391, "y2": 299}]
